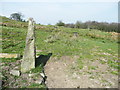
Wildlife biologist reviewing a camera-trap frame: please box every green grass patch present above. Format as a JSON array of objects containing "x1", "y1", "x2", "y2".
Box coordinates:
[
  {"x1": 1, "y1": 58, "x2": 20, "y2": 63},
  {"x1": 30, "y1": 65, "x2": 43, "y2": 73},
  {"x1": 111, "y1": 71, "x2": 118, "y2": 75},
  {"x1": 107, "y1": 60, "x2": 119, "y2": 69},
  {"x1": 2, "y1": 20, "x2": 118, "y2": 73},
  {"x1": 88, "y1": 66, "x2": 98, "y2": 70},
  {"x1": 2, "y1": 26, "x2": 26, "y2": 54},
  {"x1": 77, "y1": 57, "x2": 84, "y2": 69}
]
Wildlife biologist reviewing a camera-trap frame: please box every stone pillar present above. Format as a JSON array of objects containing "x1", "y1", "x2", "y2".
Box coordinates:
[{"x1": 21, "y1": 18, "x2": 36, "y2": 72}]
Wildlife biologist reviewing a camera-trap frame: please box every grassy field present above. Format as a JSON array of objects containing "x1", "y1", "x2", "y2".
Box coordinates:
[{"x1": 1, "y1": 16, "x2": 119, "y2": 88}]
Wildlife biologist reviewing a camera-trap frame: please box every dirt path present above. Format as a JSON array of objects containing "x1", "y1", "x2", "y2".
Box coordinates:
[{"x1": 44, "y1": 56, "x2": 118, "y2": 88}]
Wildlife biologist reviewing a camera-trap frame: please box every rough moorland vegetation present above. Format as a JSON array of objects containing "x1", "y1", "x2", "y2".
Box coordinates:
[{"x1": 1, "y1": 16, "x2": 119, "y2": 88}]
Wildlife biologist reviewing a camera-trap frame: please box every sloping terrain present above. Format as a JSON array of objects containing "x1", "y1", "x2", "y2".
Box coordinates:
[{"x1": 1, "y1": 16, "x2": 119, "y2": 88}]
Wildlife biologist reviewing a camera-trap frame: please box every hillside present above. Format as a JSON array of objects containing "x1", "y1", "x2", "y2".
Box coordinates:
[{"x1": 1, "y1": 16, "x2": 119, "y2": 88}]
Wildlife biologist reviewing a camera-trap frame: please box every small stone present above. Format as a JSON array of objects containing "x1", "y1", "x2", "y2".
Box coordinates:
[
  {"x1": 40, "y1": 73, "x2": 45, "y2": 78},
  {"x1": 28, "y1": 74, "x2": 33, "y2": 77},
  {"x1": 10, "y1": 70, "x2": 20, "y2": 76},
  {"x1": 105, "y1": 86, "x2": 110, "y2": 88},
  {"x1": 14, "y1": 66, "x2": 19, "y2": 69},
  {"x1": 28, "y1": 73, "x2": 38, "y2": 77}
]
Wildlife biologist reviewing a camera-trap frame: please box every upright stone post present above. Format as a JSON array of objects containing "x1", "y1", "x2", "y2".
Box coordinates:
[{"x1": 21, "y1": 18, "x2": 36, "y2": 72}]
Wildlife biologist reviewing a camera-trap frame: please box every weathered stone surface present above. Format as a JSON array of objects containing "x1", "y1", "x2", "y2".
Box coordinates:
[
  {"x1": 0, "y1": 53, "x2": 20, "y2": 58},
  {"x1": 10, "y1": 70, "x2": 20, "y2": 76},
  {"x1": 21, "y1": 18, "x2": 36, "y2": 72}
]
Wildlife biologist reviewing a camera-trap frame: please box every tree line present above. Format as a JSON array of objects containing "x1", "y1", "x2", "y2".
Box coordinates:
[
  {"x1": 10, "y1": 12, "x2": 25, "y2": 22},
  {"x1": 10, "y1": 12, "x2": 118, "y2": 33},
  {"x1": 56, "y1": 20, "x2": 118, "y2": 33}
]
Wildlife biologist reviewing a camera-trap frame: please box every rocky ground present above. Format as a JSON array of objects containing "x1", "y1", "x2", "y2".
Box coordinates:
[
  {"x1": 1, "y1": 54, "x2": 119, "y2": 89},
  {"x1": 1, "y1": 59, "x2": 46, "y2": 88},
  {"x1": 44, "y1": 56, "x2": 118, "y2": 88}
]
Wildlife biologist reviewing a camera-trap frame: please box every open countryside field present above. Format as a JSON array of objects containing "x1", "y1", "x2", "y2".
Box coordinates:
[{"x1": 1, "y1": 16, "x2": 119, "y2": 88}]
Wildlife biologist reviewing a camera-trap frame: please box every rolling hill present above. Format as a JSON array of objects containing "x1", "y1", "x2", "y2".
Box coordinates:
[{"x1": 1, "y1": 16, "x2": 119, "y2": 88}]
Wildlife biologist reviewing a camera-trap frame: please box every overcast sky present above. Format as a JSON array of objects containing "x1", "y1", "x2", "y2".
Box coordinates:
[{"x1": 0, "y1": 0, "x2": 119, "y2": 25}]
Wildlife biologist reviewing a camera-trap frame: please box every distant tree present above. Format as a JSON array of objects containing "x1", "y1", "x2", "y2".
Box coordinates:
[
  {"x1": 10, "y1": 12, "x2": 23, "y2": 21},
  {"x1": 65, "y1": 23, "x2": 75, "y2": 28},
  {"x1": 48, "y1": 23, "x2": 51, "y2": 25},
  {"x1": 75, "y1": 21, "x2": 82, "y2": 28},
  {"x1": 85, "y1": 21, "x2": 92, "y2": 29},
  {"x1": 56, "y1": 20, "x2": 65, "y2": 26},
  {"x1": 80, "y1": 23, "x2": 87, "y2": 29},
  {"x1": 22, "y1": 20, "x2": 26, "y2": 22},
  {"x1": 56, "y1": 20, "x2": 118, "y2": 32}
]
